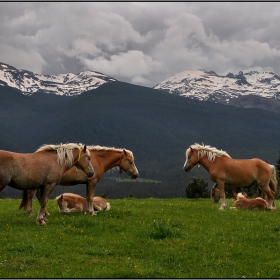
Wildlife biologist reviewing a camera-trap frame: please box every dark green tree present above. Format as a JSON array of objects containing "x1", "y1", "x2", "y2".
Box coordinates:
[
  {"x1": 186, "y1": 177, "x2": 209, "y2": 198},
  {"x1": 276, "y1": 151, "x2": 280, "y2": 178}
]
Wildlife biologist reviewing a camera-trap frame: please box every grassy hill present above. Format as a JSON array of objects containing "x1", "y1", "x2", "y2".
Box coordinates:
[{"x1": 0, "y1": 82, "x2": 279, "y2": 198}]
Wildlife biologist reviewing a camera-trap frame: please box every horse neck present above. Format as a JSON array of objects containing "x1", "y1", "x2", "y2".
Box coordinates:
[
  {"x1": 94, "y1": 150, "x2": 122, "y2": 172},
  {"x1": 199, "y1": 155, "x2": 214, "y2": 172}
]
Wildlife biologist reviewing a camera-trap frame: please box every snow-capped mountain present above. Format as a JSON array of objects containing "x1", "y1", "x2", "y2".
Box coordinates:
[
  {"x1": 0, "y1": 62, "x2": 116, "y2": 96},
  {"x1": 153, "y1": 69, "x2": 280, "y2": 104}
]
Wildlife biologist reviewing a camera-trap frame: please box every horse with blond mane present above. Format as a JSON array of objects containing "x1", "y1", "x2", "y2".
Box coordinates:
[
  {"x1": 56, "y1": 193, "x2": 110, "y2": 214},
  {"x1": 230, "y1": 192, "x2": 268, "y2": 210},
  {"x1": 183, "y1": 143, "x2": 277, "y2": 210},
  {"x1": 20, "y1": 145, "x2": 138, "y2": 216},
  {"x1": 1, "y1": 143, "x2": 94, "y2": 225}
]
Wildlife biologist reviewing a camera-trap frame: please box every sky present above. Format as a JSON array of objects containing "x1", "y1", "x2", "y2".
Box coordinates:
[{"x1": 1, "y1": 2, "x2": 280, "y2": 87}]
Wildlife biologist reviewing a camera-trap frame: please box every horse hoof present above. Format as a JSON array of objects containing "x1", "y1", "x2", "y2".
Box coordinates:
[
  {"x1": 45, "y1": 212, "x2": 51, "y2": 216},
  {"x1": 36, "y1": 218, "x2": 47, "y2": 226}
]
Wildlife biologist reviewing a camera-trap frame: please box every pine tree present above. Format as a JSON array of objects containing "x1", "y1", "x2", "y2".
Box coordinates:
[
  {"x1": 275, "y1": 151, "x2": 280, "y2": 183},
  {"x1": 185, "y1": 177, "x2": 209, "y2": 198},
  {"x1": 276, "y1": 151, "x2": 280, "y2": 178}
]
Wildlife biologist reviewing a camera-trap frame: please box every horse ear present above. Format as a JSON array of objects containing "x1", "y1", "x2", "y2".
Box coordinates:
[
  {"x1": 61, "y1": 195, "x2": 63, "y2": 200},
  {"x1": 123, "y1": 149, "x2": 127, "y2": 156},
  {"x1": 83, "y1": 145, "x2": 87, "y2": 152}
]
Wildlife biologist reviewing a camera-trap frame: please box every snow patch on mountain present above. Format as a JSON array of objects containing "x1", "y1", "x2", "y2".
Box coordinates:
[
  {"x1": 0, "y1": 62, "x2": 116, "y2": 96},
  {"x1": 153, "y1": 69, "x2": 280, "y2": 103}
]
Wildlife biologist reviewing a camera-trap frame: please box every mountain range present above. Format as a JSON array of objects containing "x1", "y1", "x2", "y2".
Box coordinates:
[
  {"x1": 154, "y1": 69, "x2": 280, "y2": 113},
  {"x1": 1, "y1": 62, "x2": 280, "y2": 112},
  {"x1": 0, "y1": 62, "x2": 116, "y2": 96},
  {"x1": 0, "y1": 62, "x2": 279, "y2": 199}
]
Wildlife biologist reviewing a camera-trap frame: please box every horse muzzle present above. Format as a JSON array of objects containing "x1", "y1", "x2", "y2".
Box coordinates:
[
  {"x1": 131, "y1": 172, "x2": 138, "y2": 179},
  {"x1": 85, "y1": 167, "x2": 94, "y2": 178},
  {"x1": 183, "y1": 164, "x2": 192, "y2": 173},
  {"x1": 129, "y1": 170, "x2": 138, "y2": 180},
  {"x1": 87, "y1": 170, "x2": 94, "y2": 178}
]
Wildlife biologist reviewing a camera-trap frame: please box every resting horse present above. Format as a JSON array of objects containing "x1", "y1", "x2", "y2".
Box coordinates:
[
  {"x1": 20, "y1": 145, "x2": 138, "y2": 215},
  {"x1": 230, "y1": 192, "x2": 268, "y2": 210},
  {"x1": 56, "y1": 193, "x2": 110, "y2": 214},
  {"x1": 183, "y1": 143, "x2": 277, "y2": 210},
  {"x1": 210, "y1": 181, "x2": 267, "y2": 203},
  {"x1": 0, "y1": 143, "x2": 94, "y2": 225}
]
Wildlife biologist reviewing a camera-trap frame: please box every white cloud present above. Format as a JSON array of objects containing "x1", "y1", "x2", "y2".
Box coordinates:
[{"x1": 1, "y1": 2, "x2": 280, "y2": 86}]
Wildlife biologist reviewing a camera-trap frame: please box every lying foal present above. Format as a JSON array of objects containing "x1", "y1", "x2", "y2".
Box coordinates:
[
  {"x1": 230, "y1": 192, "x2": 268, "y2": 210},
  {"x1": 56, "y1": 193, "x2": 110, "y2": 214}
]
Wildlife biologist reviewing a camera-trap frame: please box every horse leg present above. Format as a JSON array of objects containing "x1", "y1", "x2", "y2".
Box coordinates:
[
  {"x1": 36, "y1": 184, "x2": 55, "y2": 225},
  {"x1": 86, "y1": 183, "x2": 97, "y2": 215},
  {"x1": 217, "y1": 181, "x2": 227, "y2": 210},
  {"x1": 258, "y1": 183, "x2": 275, "y2": 210},
  {"x1": 26, "y1": 190, "x2": 35, "y2": 216},
  {"x1": 36, "y1": 189, "x2": 50, "y2": 216}
]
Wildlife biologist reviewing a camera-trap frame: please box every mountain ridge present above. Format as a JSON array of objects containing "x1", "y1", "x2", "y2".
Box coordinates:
[
  {"x1": 153, "y1": 69, "x2": 280, "y2": 112},
  {"x1": 0, "y1": 62, "x2": 116, "y2": 96}
]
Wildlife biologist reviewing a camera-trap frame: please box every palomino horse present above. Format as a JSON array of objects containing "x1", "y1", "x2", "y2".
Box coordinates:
[
  {"x1": 20, "y1": 145, "x2": 138, "y2": 215},
  {"x1": 56, "y1": 193, "x2": 110, "y2": 214},
  {"x1": 183, "y1": 143, "x2": 277, "y2": 210},
  {"x1": 1, "y1": 143, "x2": 94, "y2": 225},
  {"x1": 210, "y1": 181, "x2": 264, "y2": 203},
  {"x1": 230, "y1": 192, "x2": 268, "y2": 210}
]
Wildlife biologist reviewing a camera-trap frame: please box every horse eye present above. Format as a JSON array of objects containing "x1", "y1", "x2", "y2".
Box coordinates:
[{"x1": 129, "y1": 161, "x2": 133, "y2": 165}]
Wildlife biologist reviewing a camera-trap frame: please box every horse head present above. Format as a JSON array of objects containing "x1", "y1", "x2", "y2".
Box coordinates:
[
  {"x1": 183, "y1": 147, "x2": 199, "y2": 172},
  {"x1": 210, "y1": 184, "x2": 220, "y2": 203},
  {"x1": 119, "y1": 149, "x2": 138, "y2": 179},
  {"x1": 74, "y1": 145, "x2": 94, "y2": 178}
]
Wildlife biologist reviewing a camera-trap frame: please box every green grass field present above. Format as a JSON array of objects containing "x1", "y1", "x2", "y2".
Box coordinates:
[{"x1": 0, "y1": 197, "x2": 280, "y2": 278}]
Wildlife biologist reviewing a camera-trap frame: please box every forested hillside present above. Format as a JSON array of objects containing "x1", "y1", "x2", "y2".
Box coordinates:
[{"x1": 0, "y1": 82, "x2": 279, "y2": 198}]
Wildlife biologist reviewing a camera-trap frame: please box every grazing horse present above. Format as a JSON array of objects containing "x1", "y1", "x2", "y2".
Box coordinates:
[
  {"x1": 183, "y1": 143, "x2": 277, "y2": 210},
  {"x1": 230, "y1": 192, "x2": 268, "y2": 210},
  {"x1": 20, "y1": 145, "x2": 138, "y2": 215},
  {"x1": 1, "y1": 143, "x2": 94, "y2": 225},
  {"x1": 56, "y1": 193, "x2": 110, "y2": 214}
]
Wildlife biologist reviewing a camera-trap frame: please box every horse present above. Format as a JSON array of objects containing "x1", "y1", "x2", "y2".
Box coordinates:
[
  {"x1": 230, "y1": 192, "x2": 268, "y2": 210},
  {"x1": 1, "y1": 143, "x2": 94, "y2": 225},
  {"x1": 183, "y1": 143, "x2": 277, "y2": 210},
  {"x1": 210, "y1": 181, "x2": 265, "y2": 203},
  {"x1": 20, "y1": 145, "x2": 138, "y2": 215},
  {"x1": 56, "y1": 193, "x2": 110, "y2": 214}
]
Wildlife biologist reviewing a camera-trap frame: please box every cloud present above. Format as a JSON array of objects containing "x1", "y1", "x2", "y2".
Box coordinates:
[
  {"x1": 80, "y1": 50, "x2": 165, "y2": 85},
  {"x1": 1, "y1": 2, "x2": 280, "y2": 86}
]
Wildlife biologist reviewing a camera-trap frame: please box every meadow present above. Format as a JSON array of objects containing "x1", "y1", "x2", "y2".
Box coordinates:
[{"x1": 0, "y1": 197, "x2": 280, "y2": 278}]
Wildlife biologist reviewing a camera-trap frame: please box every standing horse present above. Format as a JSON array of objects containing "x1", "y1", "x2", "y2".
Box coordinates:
[
  {"x1": 183, "y1": 143, "x2": 277, "y2": 210},
  {"x1": 20, "y1": 145, "x2": 138, "y2": 215},
  {"x1": 1, "y1": 143, "x2": 94, "y2": 225}
]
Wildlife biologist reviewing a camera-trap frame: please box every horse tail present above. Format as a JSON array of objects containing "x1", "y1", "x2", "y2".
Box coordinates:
[
  {"x1": 269, "y1": 165, "x2": 278, "y2": 198},
  {"x1": 18, "y1": 190, "x2": 28, "y2": 210}
]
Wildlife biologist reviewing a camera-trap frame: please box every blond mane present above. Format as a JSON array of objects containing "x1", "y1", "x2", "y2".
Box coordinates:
[
  {"x1": 88, "y1": 145, "x2": 134, "y2": 158},
  {"x1": 36, "y1": 143, "x2": 84, "y2": 169},
  {"x1": 186, "y1": 143, "x2": 231, "y2": 162}
]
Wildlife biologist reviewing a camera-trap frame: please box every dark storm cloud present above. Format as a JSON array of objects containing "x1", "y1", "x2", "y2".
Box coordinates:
[{"x1": 1, "y1": 2, "x2": 280, "y2": 87}]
